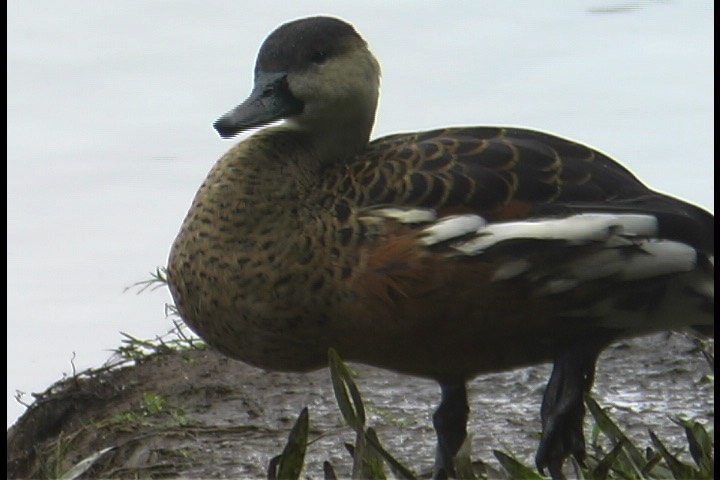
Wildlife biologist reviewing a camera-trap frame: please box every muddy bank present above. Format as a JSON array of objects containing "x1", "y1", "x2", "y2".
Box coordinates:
[{"x1": 7, "y1": 332, "x2": 713, "y2": 479}]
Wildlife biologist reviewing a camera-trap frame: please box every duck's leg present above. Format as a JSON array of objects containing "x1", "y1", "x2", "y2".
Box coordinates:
[
  {"x1": 432, "y1": 383, "x2": 469, "y2": 479},
  {"x1": 535, "y1": 339, "x2": 606, "y2": 479}
]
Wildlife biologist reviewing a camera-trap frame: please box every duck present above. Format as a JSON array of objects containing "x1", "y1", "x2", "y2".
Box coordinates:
[{"x1": 167, "y1": 15, "x2": 714, "y2": 479}]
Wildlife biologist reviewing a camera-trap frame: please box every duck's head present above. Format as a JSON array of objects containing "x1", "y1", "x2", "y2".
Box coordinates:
[{"x1": 214, "y1": 16, "x2": 381, "y2": 155}]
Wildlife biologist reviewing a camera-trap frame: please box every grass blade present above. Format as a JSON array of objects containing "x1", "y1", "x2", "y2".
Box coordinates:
[
  {"x1": 364, "y1": 427, "x2": 416, "y2": 479},
  {"x1": 673, "y1": 418, "x2": 714, "y2": 476},
  {"x1": 60, "y1": 446, "x2": 115, "y2": 480},
  {"x1": 585, "y1": 395, "x2": 646, "y2": 472},
  {"x1": 323, "y1": 461, "x2": 338, "y2": 480},
  {"x1": 272, "y1": 407, "x2": 309, "y2": 480},
  {"x1": 493, "y1": 450, "x2": 545, "y2": 479},
  {"x1": 329, "y1": 348, "x2": 366, "y2": 431},
  {"x1": 648, "y1": 429, "x2": 696, "y2": 480}
]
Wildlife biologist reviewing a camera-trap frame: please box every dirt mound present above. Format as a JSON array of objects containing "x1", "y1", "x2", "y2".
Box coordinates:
[{"x1": 7, "y1": 333, "x2": 714, "y2": 479}]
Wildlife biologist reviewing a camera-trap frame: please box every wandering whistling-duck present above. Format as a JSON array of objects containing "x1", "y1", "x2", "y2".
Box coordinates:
[{"x1": 167, "y1": 16, "x2": 714, "y2": 479}]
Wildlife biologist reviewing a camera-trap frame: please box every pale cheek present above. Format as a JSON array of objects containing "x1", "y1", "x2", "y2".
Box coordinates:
[
  {"x1": 287, "y1": 74, "x2": 319, "y2": 100},
  {"x1": 289, "y1": 71, "x2": 342, "y2": 104}
]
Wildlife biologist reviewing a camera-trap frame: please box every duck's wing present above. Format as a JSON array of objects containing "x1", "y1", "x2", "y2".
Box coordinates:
[
  {"x1": 339, "y1": 126, "x2": 713, "y2": 253},
  {"x1": 324, "y1": 126, "x2": 713, "y2": 339}
]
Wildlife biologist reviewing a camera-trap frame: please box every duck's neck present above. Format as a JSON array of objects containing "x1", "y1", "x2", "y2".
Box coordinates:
[{"x1": 286, "y1": 105, "x2": 376, "y2": 168}]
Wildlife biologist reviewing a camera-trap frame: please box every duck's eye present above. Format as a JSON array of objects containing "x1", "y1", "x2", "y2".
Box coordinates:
[{"x1": 310, "y1": 50, "x2": 328, "y2": 64}]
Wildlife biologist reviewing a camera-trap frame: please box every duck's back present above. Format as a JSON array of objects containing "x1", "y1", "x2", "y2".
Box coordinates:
[{"x1": 346, "y1": 127, "x2": 707, "y2": 232}]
